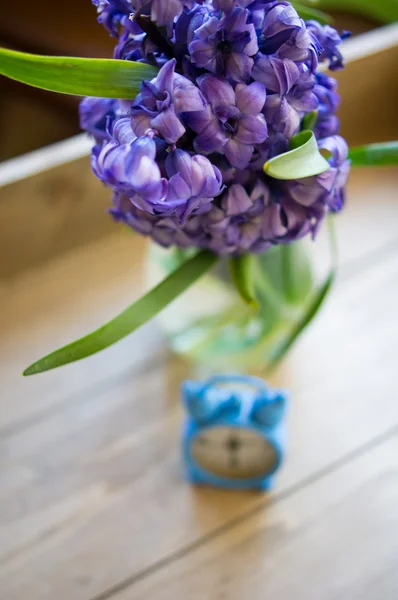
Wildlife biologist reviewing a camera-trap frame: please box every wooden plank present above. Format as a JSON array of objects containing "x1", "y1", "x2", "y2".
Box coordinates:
[
  {"x1": 0, "y1": 245, "x2": 397, "y2": 600},
  {"x1": 0, "y1": 232, "x2": 167, "y2": 432},
  {"x1": 335, "y1": 35, "x2": 398, "y2": 146},
  {"x1": 0, "y1": 166, "x2": 396, "y2": 433},
  {"x1": 124, "y1": 431, "x2": 398, "y2": 600},
  {"x1": 0, "y1": 153, "x2": 116, "y2": 278}
]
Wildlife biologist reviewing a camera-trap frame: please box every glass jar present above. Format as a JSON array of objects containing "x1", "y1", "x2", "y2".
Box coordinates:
[{"x1": 149, "y1": 240, "x2": 317, "y2": 374}]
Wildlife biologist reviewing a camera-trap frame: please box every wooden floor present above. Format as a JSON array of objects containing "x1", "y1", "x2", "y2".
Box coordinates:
[{"x1": 0, "y1": 166, "x2": 397, "y2": 600}]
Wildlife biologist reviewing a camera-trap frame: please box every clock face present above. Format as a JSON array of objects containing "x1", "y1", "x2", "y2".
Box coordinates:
[{"x1": 191, "y1": 426, "x2": 277, "y2": 480}]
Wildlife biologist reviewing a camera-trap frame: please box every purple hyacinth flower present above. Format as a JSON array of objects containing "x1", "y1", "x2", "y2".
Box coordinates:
[
  {"x1": 262, "y1": 2, "x2": 303, "y2": 35},
  {"x1": 252, "y1": 54, "x2": 299, "y2": 95},
  {"x1": 131, "y1": 59, "x2": 206, "y2": 144},
  {"x1": 86, "y1": 0, "x2": 350, "y2": 256},
  {"x1": 202, "y1": 182, "x2": 269, "y2": 254},
  {"x1": 92, "y1": 119, "x2": 168, "y2": 202},
  {"x1": 133, "y1": 0, "x2": 198, "y2": 35},
  {"x1": 93, "y1": 116, "x2": 222, "y2": 219},
  {"x1": 213, "y1": 0, "x2": 256, "y2": 11},
  {"x1": 263, "y1": 93, "x2": 301, "y2": 143},
  {"x1": 283, "y1": 135, "x2": 350, "y2": 216},
  {"x1": 317, "y1": 135, "x2": 350, "y2": 211},
  {"x1": 164, "y1": 149, "x2": 224, "y2": 221},
  {"x1": 111, "y1": 193, "x2": 205, "y2": 247},
  {"x1": 189, "y1": 8, "x2": 259, "y2": 82},
  {"x1": 258, "y1": 2, "x2": 319, "y2": 70},
  {"x1": 92, "y1": 0, "x2": 137, "y2": 36},
  {"x1": 175, "y1": 5, "x2": 210, "y2": 48},
  {"x1": 252, "y1": 56, "x2": 317, "y2": 127},
  {"x1": 187, "y1": 75, "x2": 268, "y2": 168},
  {"x1": 313, "y1": 72, "x2": 340, "y2": 139},
  {"x1": 113, "y1": 30, "x2": 147, "y2": 60},
  {"x1": 306, "y1": 21, "x2": 350, "y2": 71},
  {"x1": 79, "y1": 97, "x2": 117, "y2": 143}
]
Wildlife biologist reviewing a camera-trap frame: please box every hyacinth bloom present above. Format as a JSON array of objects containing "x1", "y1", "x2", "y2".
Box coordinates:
[
  {"x1": 189, "y1": 8, "x2": 259, "y2": 82},
  {"x1": 187, "y1": 76, "x2": 268, "y2": 167},
  {"x1": 82, "y1": 0, "x2": 351, "y2": 256},
  {"x1": 131, "y1": 59, "x2": 206, "y2": 143}
]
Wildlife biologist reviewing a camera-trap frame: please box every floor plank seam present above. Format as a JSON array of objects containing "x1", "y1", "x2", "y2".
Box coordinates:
[{"x1": 89, "y1": 422, "x2": 398, "y2": 600}]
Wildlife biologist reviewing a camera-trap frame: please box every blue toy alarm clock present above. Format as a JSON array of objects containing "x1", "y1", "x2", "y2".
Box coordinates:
[{"x1": 181, "y1": 374, "x2": 288, "y2": 490}]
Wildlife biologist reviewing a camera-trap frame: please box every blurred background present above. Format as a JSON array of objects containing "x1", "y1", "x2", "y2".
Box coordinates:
[{"x1": 0, "y1": 1, "x2": 390, "y2": 161}]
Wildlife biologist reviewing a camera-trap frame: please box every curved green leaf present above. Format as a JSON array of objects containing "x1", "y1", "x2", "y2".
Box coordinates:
[
  {"x1": 349, "y1": 141, "x2": 398, "y2": 167},
  {"x1": 0, "y1": 47, "x2": 158, "y2": 98},
  {"x1": 230, "y1": 254, "x2": 258, "y2": 308},
  {"x1": 23, "y1": 250, "x2": 217, "y2": 376},
  {"x1": 291, "y1": 1, "x2": 333, "y2": 23},
  {"x1": 264, "y1": 130, "x2": 330, "y2": 180}
]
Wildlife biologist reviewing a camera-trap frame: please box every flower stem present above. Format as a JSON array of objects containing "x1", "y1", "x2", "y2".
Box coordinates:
[{"x1": 132, "y1": 12, "x2": 175, "y2": 60}]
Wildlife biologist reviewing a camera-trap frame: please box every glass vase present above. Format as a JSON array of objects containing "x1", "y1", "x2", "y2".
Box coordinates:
[{"x1": 149, "y1": 240, "x2": 320, "y2": 374}]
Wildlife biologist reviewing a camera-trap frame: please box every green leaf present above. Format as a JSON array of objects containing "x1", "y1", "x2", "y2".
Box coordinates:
[
  {"x1": 298, "y1": 0, "x2": 398, "y2": 24},
  {"x1": 264, "y1": 130, "x2": 330, "y2": 180},
  {"x1": 230, "y1": 254, "x2": 258, "y2": 308},
  {"x1": 257, "y1": 242, "x2": 313, "y2": 306},
  {"x1": 267, "y1": 216, "x2": 338, "y2": 370},
  {"x1": 267, "y1": 269, "x2": 335, "y2": 371},
  {"x1": 0, "y1": 47, "x2": 158, "y2": 98},
  {"x1": 349, "y1": 141, "x2": 398, "y2": 167},
  {"x1": 23, "y1": 250, "x2": 217, "y2": 376},
  {"x1": 280, "y1": 243, "x2": 313, "y2": 305},
  {"x1": 291, "y1": 1, "x2": 333, "y2": 24},
  {"x1": 301, "y1": 110, "x2": 318, "y2": 132}
]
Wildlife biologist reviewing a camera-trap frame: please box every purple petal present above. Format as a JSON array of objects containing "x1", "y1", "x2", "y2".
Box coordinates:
[
  {"x1": 226, "y1": 53, "x2": 254, "y2": 83},
  {"x1": 130, "y1": 110, "x2": 154, "y2": 138},
  {"x1": 173, "y1": 75, "x2": 206, "y2": 113},
  {"x1": 319, "y1": 135, "x2": 349, "y2": 165},
  {"x1": 191, "y1": 155, "x2": 223, "y2": 198},
  {"x1": 189, "y1": 38, "x2": 218, "y2": 70},
  {"x1": 222, "y1": 184, "x2": 252, "y2": 216},
  {"x1": 235, "y1": 115, "x2": 268, "y2": 144},
  {"x1": 287, "y1": 178, "x2": 326, "y2": 206},
  {"x1": 153, "y1": 59, "x2": 177, "y2": 97},
  {"x1": 224, "y1": 139, "x2": 254, "y2": 169},
  {"x1": 194, "y1": 123, "x2": 228, "y2": 154},
  {"x1": 252, "y1": 54, "x2": 281, "y2": 92},
  {"x1": 251, "y1": 180, "x2": 271, "y2": 206},
  {"x1": 243, "y1": 24, "x2": 260, "y2": 56},
  {"x1": 112, "y1": 117, "x2": 136, "y2": 145},
  {"x1": 151, "y1": 0, "x2": 184, "y2": 31},
  {"x1": 288, "y1": 91, "x2": 319, "y2": 112},
  {"x1": 198, "y1": 75, "x2": 236, "y2": 108},
  {"x1": 150, "y1": 106, "x2": 186, "y2": 143},
  {"x1": 167, "y1": 174, "x2": 192, "y2": 204},
  {"x1": 235, "y1": 82, "x2": 266, "y2": 115},
  {"x1": 166, "y1": 149, "x2": 193, "y2": 186},
  {"x1": 261, "y1": 204, "x2": 288, "y2": 239},
  {"x1": 271, "y1": 57, "x2": 301, "y2": 95}
]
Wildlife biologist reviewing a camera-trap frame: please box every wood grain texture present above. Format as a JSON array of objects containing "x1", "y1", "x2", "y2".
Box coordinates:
[
  {"x1": 126, "y1": 432, "x2": 398, "y2": 600},
  {"x1": 0, "y1": 233, "x2": 397, "y2": 599},
  {"x1": 335, "y1": 42, "x2": 398, "y2": 146},
  {"x1": 0, "y1": 167, "x2": 397, "y2": 600},
  {"x1": 0, "y1": 167, "x2": 396, "y2": 432},
  {"x1": 0, "y1": 153, "x2": 116, "y2": 277}
]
